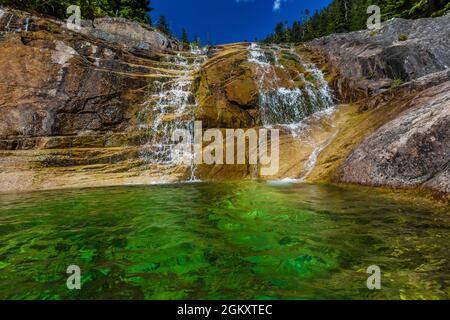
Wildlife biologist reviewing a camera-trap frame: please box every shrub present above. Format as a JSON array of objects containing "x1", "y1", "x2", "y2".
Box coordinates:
[{"x1": 391, "y1": 79, "x2": 403, "y2": 89}]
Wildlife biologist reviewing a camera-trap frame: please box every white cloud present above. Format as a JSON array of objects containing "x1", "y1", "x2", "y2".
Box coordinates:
[
  {"x1": 273, "y1": 0, "x2": 281, "y2": 11},
  {"x1": 235, "y1": 0, "x2": 285, "y2": 12}
]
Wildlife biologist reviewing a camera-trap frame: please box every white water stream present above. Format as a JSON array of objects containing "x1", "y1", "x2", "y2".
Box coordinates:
[
  {"x1": 139, "y1": 47, "x2": 207, "y2": 181},
  {"x1": 247, "y1": 43, "x2": 337, "y2": 179}
]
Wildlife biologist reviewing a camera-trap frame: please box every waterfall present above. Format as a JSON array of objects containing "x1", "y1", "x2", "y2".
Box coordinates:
[
  {"x1": 248, "y1": 43, "x2": 337, "y2": 180},
  {"x1": 247, "y1": 43, "x2": 334, "y2": 127},
  {"x1": 139, "y1": 48, "x2": 207, "y2": 181},
  {"x1": 138, "y1": 43, "x2": 336, "y2": 182}
]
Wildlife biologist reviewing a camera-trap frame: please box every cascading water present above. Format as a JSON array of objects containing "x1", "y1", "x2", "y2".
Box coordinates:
[
  {"x1": 138, "y1": 43, "x2": 336, "y2": 182},
  {"x1": 139, "y1": 47, "x2": 207, "y2": 181},
  {"x1": 247, "y1": 43, "x2": 337, "y2": 179},
  {"x1": 247, "y1": 43, "x2": 334, "y2": 127}
]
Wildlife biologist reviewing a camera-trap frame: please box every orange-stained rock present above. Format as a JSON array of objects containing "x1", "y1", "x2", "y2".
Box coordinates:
[{"x1": 224, "y1": 77, "x2": 258, "y2": 107}]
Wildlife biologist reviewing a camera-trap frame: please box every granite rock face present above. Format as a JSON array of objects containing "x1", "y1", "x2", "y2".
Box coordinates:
[
  {"x1": 309, "y1": 15, "x2": 450, "y2": 101},
  {"x1": 0, "y1": 7, "x2": 176, "y2": 149},
  {"x1": 337, "y1": 81, "x2": 450, "y2": 195},
  {"x1": 0, "y1": 6, "x2": 449, "y2": 197},
  {"x1": 306, "y1": 15, "x2": 450, "y2": 197},
  {"x1": 80, "y1": 17, "x2": 182, "y2": 52},
  {"x1": 0, "y1": 7, "x2": 189, "y2": 192},
  {"x1": 195, "y1": 43, "x2": 259, "y2": 129}
]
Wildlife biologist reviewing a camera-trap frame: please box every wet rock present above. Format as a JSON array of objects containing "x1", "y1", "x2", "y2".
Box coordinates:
[
  {"x1": 195, "y1": 44, "x2": 259, "y2": 128},
  {"x1": 224, "y1": 77, "x2": 258, "y2": 107},
  {"x1": 0, "y1": 7, "x2": 165, "y2": 143},
  {"x1": 0, "y1": 7, "x2": 189, "y2": 192}
]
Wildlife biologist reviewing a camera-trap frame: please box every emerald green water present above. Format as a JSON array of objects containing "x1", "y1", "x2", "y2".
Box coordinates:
[{"x1": 0, "y1": 181, "x2": 448, "y2": 300}]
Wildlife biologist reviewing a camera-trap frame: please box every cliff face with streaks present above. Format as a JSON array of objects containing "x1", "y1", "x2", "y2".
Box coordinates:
[
  {"x1": 0, "y1": 7, "x2": 449, "y2": 199},
  {"x1": 306, "y1": 15, "x2": 450, "y2": 198}
]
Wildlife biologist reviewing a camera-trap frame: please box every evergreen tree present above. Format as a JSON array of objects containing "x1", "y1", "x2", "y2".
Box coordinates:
[
  {"x1": 157, "y1": 15, "x2": 171, "y2": 36},
  {"x1": 274, "y1": 22, "x2": 285, "y2": 43},
  {"x1": 181, "y1": 28, "x2": 189, "y2": 44},
  {"x1": 0, "y1": 0, "x2": 154, "y2": 24},
  {"x1": 264, "y1": 0, "x2": 449, "y2": 44}
]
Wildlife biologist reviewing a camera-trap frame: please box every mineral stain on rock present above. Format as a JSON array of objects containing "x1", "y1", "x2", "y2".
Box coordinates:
[{"x1": 0, "y1": 6, "x2": 449, "y2": 200}]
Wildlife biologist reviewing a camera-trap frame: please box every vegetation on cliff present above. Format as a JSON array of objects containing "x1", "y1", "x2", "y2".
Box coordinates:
[
  {"x1": 0, "y1": 0, "x2": 154, "y2": 24},
  {"x1": 265, "y1": 0, "x2": 450, "y2": 43}
]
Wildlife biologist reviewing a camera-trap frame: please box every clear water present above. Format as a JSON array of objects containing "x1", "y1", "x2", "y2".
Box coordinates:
[{"x1": 0, "y1": 181, "x2": 448, "y2": 300}]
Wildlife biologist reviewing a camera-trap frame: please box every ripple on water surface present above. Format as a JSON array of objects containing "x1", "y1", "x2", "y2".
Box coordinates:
[{"x1": 0, "y1": 181, "x2": 448, "y2": 299}]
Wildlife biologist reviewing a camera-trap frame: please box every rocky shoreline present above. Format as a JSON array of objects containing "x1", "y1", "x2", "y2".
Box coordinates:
[
  {"x1": 0, "y1": 6, "x2": 448, "y2": 200},
  {"x1": 307, "y1": 14, "x2": 450, "y2": 199}
]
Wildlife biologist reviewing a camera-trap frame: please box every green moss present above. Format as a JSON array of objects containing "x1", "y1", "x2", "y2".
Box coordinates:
[
  {"x1": 391, "y1": 79, "x2": 403, "y2": 89},
  {"x1": 398, "y1": 34, "x2": 408, "y2": 41}
]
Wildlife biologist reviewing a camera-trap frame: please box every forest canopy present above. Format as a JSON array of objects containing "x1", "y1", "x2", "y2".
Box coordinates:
[
  {"x1": 0, "y1": 0, "x2": 153, "y2": 24},
  {"x1": 264, "y1": 0, "x2": 450, "y2": 43}
]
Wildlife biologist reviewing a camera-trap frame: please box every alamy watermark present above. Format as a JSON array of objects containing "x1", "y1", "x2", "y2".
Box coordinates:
[
  {"x1": 66, "y1": 265, "x2": 81, "y2": 290},
  {"x1": 66, "y1": 5, "x2": 81, "y2": 31},
  {"x1": 171, "y1": 121, "x2": 280, "y2": 176},
  {"x1": 367, "y1": 5, "x2": 381, "y2": 31},
  {"x1": 367, "y1": 265, "x2": 381, "y2": 290}
]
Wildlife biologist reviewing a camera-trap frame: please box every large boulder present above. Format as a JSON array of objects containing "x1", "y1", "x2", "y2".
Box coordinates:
[
  {"x1": 195, "y1": 43, "x2": 316, "y2": 128},
  {"x1": 195, "y1": 44, "x2": 259, "y2": 128},
  {"x1": 308, "y1": 14, "x2": 450, "y2": 101},
  {"x1": 337, "y1": 80, "x2": 450, "y2": 195},
  {"x1": 80, "y1": 17, "x2": 181, "y2": 51}
]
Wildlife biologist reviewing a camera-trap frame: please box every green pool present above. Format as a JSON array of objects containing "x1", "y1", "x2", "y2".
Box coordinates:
[{"x1": 0, "y1": 181, "x2": 448, "y2": 300}]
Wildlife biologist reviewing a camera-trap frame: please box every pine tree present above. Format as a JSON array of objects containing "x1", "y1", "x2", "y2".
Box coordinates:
[
  {"x1": 157, "y1": 15, "x2": 171, "y2": 36},
  {"x1": 181, "y1": 28, "x2": 189, "y2": 44},
  {"x1": 274, "y1": 22, "x2": 285, "y2": 43},
  {"x1": 264, "y1": 0, "x2": 448, "y2": 44},
  {"x1": 0, "y1": 0, "x2": 154, "y2": 24}
]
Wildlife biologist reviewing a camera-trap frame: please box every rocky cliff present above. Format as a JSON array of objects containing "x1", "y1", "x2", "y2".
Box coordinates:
[
  {"x1": 307, "y1": 14, "x2": 450, "y2": 199},
  {"x1": 0, "y1": 6, "x2": 448, "y2": 200},
  {"x1": 308, "y1": 14, "x2": 450, "y2": 101},
  {"x1": 0, "y1": 6, "x2": 193, "y2": 191}
]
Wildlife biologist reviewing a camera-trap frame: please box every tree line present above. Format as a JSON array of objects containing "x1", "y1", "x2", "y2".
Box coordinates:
[
  {"x1": 0, "y1": 0, "x2": 199, "y2": 45},
  {"x1": 0, "y1": 0, "x2": 153, "y2": 23},
  {"x1": 264, "y1": 0, "x2": 450, "y2": 43}
]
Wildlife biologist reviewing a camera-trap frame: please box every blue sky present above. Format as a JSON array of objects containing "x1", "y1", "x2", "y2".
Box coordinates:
[{"x1": 150, "y1": 0, "x2": 332, "y2": 45}]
